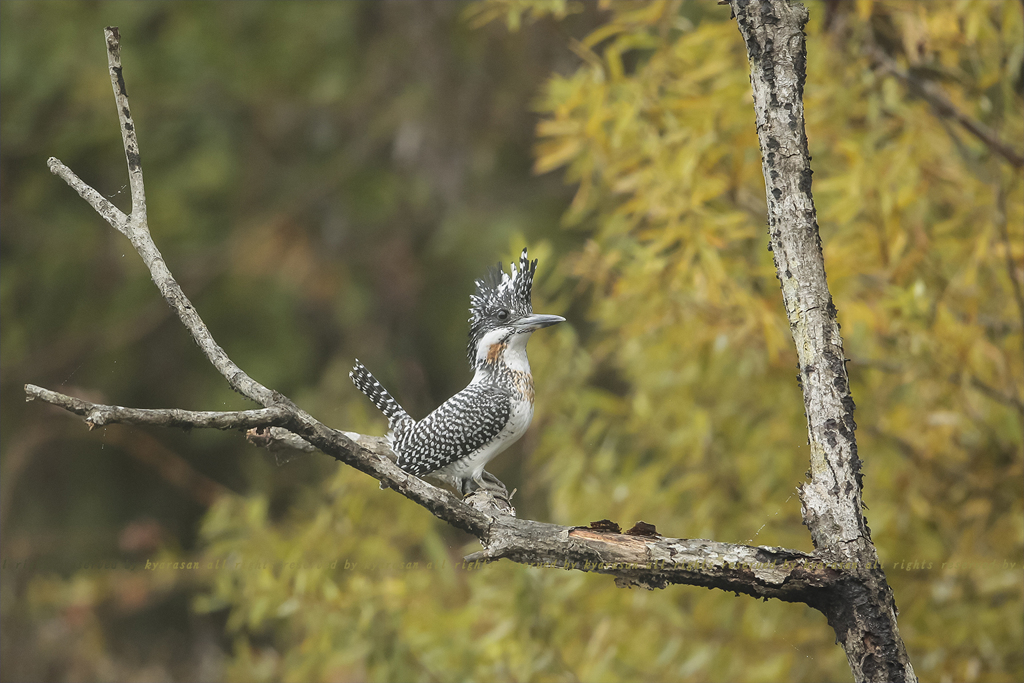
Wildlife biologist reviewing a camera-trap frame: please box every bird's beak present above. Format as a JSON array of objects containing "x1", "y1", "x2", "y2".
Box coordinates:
[{"x1": 514, "y1": 313, "x2": 565, "y2": 331}]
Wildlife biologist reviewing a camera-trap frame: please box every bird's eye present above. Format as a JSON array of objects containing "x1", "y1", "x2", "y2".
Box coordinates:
[{"x1": 496, "y1": 309, "x2": 510, "y2": 321}]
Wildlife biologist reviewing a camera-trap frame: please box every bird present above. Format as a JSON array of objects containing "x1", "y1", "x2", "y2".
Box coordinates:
[{"x1": 350, "y1": 248, "x2": 564, "y2": 495}]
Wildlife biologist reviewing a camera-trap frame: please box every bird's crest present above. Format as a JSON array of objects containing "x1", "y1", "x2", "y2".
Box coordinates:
[{"x1": 467, "y1": 248, "x2": 537, "y2": 364}]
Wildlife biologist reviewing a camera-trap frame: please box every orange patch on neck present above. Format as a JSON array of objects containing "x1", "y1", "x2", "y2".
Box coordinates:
[
  {"x1": 486, "y1": 343, "x2": 506, "y2": 364},
  {"x1": 513, "y1": 371, "x2": 535, "y2": 403}
]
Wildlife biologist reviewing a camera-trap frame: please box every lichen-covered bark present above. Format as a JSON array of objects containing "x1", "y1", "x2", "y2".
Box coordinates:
[{"x1": 729, "y1": 1, "x2": 916, "y2": 681}]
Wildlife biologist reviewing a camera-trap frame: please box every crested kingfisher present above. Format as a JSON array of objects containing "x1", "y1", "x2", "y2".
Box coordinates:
[{"x1": 350, "y1": 248, "x2": 563, "y2": 494}]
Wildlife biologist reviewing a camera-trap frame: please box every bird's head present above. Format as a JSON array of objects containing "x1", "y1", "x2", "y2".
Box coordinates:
[{"x1": 467, "y1": 248, "x2": 564, "y2": 370}]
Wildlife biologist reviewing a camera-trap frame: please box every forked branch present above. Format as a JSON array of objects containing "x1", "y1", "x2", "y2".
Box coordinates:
[{"x1": 868, "y1": 44, "x2": 1024, "y2": 169}]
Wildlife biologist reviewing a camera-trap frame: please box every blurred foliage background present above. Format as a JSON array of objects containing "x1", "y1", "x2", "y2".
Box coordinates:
[{"x1": 1, "y1": 1, "x2": 1021, "y2": 682}]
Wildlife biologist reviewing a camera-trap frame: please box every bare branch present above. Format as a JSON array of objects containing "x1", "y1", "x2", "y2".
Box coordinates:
[
  {"x1": 29, "y1": 354, "x2": 842, "y2": 603},
  {"x1": 737, "y1": 0, "x2": 866, "y2": 551},
  {"x1": 47, "y1": 28, "x2": 282, "y2": 408},
  {"x1": 104, "y1": 27, "x2": 148, "y2": 217},
  {"x1": 29, "y1": 380, "x2": 829, "y2": 599},
  {"x1": 46, "y1": 157, "x2": 128, "y2": 234},
  {"x1": 25, "y1": 379, "x2": 842, "y2": 599},
  {"x1": 25, "y1": 384, "x2": 294, "y2": 431},
  {"x1": 868, "y1": 45, "x2": 1024, "y2": 169}
]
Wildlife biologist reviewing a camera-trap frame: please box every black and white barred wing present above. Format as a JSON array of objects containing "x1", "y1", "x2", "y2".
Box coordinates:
[{"x1": 392, "y1": 383, "x2": 512, "y2": 476}]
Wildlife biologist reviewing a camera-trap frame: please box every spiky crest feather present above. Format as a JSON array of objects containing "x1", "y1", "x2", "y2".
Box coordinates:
[{"x1": 467, "y1": 248, "x2": 537, "y2": 367}]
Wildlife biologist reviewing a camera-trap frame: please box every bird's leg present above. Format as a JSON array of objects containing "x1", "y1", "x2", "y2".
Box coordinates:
[{"x1": 462, "y1": 474, "x2": 486, "y2": 496}]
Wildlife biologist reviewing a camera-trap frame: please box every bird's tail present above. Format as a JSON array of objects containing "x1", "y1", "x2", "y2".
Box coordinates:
[{"x1": 350, "y1": 360, "x2": 411, "y2": 428}]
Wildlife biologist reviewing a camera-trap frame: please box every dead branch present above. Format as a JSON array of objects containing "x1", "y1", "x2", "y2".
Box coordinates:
[{"x1": 25, "y1": 384, "x2": 293, "y2": 430}]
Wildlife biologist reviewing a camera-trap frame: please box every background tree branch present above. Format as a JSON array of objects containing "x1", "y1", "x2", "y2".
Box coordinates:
[{"x1": 867, "y1": 44, "x2": 1024, "y2": 170}]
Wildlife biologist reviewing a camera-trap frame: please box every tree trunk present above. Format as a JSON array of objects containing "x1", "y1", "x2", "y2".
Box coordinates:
[{"x1": 729, "y1": 1, "x2": 916, "y2": 680}]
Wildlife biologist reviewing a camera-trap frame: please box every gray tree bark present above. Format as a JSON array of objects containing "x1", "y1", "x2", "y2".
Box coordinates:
[{"x1": 728, "y1": 1, "x2": 916, "y2": 680}]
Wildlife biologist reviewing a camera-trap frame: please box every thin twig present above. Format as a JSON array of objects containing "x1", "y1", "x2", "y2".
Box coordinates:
[
  {"x1": 105, "y1": 27, "x2": 147, "y2": 218},
  {"x1": 869, "y1": 45, "x2": 1024, "y2": 169},
  {"x1": 48, "y1": 28, "x2": 283, "y2": 408},
  {"x1": 47, "y1": 157, "x2": 128, "y2": 234}
]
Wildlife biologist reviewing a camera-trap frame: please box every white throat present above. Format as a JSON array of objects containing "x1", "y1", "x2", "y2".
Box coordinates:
[{"x1": 472, "y1": 327, "x2": 532, "y2": 382}]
